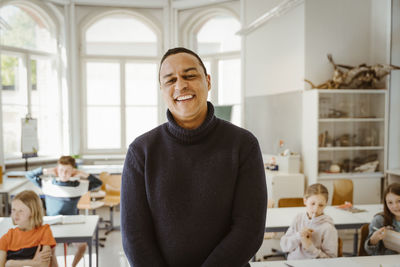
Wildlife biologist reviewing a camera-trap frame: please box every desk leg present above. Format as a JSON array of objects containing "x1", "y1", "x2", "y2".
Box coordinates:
[
  {"x1": 89, "y1": 238, "x2": 92, "y2": 267},
  {"x1": 5, "y1": 193, "x2": 9, "y2": 216},
  {"x1": 96, "y1": 224, "x2": 99, "y2": 267},
  {"x1": 353, "y1": 229, "x2": 359, "y2": 256}
]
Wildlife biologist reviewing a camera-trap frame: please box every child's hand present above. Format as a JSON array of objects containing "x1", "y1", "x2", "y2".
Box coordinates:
[
  {"x1": 370, "y1": 226, "x2": 387, "y2": 245},
  {"x1": 33, "y1": 245, "x2": 52, "y2": 263},
  {"x1": 300, "y1": 228, "x2": 314, "y2": 249}
]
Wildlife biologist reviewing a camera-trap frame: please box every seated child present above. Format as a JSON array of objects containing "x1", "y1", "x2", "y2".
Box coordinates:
[
  {"x1": 280, "y1": 183, "x2": 338, "y2": 259},
  {"x1": 25, "y1": 155, "x2": 102, "y2": 267},
  {"x1": 364, "y1": 183, "x2": 400, "y2": 255},
  {"x1": 0, "y1": 190, "x2": 57, "y2": 267}
]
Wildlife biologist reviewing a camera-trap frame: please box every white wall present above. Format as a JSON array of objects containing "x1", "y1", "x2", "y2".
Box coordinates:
[
  {"x1": 304, "y1": 0, "x2": 372, "y2": 86},
  {"x1": 244, "y1": 0, "x2": 305, "y2": 97}
]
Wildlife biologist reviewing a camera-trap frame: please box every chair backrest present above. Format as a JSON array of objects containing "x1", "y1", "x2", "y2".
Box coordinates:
[
  {"x1": 337, "y1": 237, "x2": 343, "y2": 257},
  {"x1": 77, "y1": 191, "x2": 91, "y2": 209},
  {"x1": 332, "y1": 179, "x2": 353, "y2": 205},
  {"x1": 358, "y1": 223, "x2": 370, "y2": 256},
  {"x1": 278, "y1": 198, "x2": 305, "y2": 208},
  {"x1": 99, "y1": 172, "x2": 122, "y2": 196}
]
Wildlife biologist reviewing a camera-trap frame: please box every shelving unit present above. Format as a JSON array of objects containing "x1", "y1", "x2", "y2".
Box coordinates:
[{"x1": 302, "y1": 89, "x2": 388, "y2": 204}]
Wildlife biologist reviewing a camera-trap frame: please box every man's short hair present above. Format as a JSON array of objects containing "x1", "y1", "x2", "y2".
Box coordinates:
[
  {"x1": 159, "y1": 47, "x2": 208, "y2": 83},
  {"x1": 58, "y1": 156, "x2": 76, "y2": 167}
]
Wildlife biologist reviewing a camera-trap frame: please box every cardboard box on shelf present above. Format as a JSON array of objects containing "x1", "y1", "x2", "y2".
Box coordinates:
[{"x1": 277, "y1": 154, "x2": 300, "y2": 173}]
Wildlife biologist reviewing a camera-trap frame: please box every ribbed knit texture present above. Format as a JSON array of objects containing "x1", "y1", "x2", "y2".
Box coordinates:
[{"x1": 121, "y1": 102, "x2": 267, "y2": 267}]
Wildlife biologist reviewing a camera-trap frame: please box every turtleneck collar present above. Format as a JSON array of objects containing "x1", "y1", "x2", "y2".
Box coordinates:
[{"x1": 166, "y1": 101, "x2": 218, "y2": 144}]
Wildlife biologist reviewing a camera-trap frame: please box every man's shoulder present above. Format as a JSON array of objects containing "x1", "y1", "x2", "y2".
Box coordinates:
[
  {"x1": 127, "y1": 123, "x2": 166, "y2": 150},
  {"x1": 217, "y1": 119, "x2": 259, "y2": 144}
]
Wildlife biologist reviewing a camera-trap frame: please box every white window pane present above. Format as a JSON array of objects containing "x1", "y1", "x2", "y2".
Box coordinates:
[
  {"x1": 87, "y1": 107, "x2": 121, "y2": 149},
  {"x1": 2, "y1": 105, "x2": 26, "y2": 157},
  {"x1": 85, "y1": 15, "x2": 157, "y2": 56},
  {"x1": 0, "y1": 5, "x2": 56, "y2": 52},
  {"x1": 86, "y1": 62, "x2": 120, "y2": 105},
  {"x1": 218, "y1": 59, "x2": 241, "y2": 104},
  {"x1": 1, "y1": 54, "x2": 27, "y2": 158},
  {"x1": 31, "y1": 58, "x2": 61, "y2": 156},
  {"x1": 197, "y1": 16, "x2": 241, "y2": 54},
  {"x1": 126, "y1": 107, "x2": 158, "y2": 145},
  {"x1": 126, "y1": 63, "x2": 157, "y2": 105}
]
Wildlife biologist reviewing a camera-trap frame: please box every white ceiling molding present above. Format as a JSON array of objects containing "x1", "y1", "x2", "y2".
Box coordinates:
[
  {"x1": 236, "y1": 0, "x2": 304, "y2": 36},
  {"x1": 45, "y1": 0, "x2": 167, "y2": 8},
  {"x1": 172, "y1": 0, "x2": 235, "y2": 10}
]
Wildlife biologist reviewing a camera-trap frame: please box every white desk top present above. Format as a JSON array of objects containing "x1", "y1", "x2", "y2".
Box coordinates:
[
  {"x1": 78, "y1": 165, "x2": 123, "y2": 174},
  {"x1": 0, "y1": 215, "x2": 99, "y2": 240},
  {"x1": 250, "y1": 254, "x2": 399, "y2": 267},
  {"x1": 0, "y1": 176, "x2": 29, "y2": 193},
  {"x1": 266, "y1": 204, "x2": 382, "y2": 231}
]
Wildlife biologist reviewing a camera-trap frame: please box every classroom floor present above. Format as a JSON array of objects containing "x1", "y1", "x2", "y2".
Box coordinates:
[{"x1": 53, "y1": 208, "x2": 356, "y2": 267}]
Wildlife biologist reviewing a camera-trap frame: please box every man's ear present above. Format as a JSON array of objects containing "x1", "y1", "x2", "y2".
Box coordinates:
[{"x1": 207, "y1": 74, "x2": 211, "y2": 91}]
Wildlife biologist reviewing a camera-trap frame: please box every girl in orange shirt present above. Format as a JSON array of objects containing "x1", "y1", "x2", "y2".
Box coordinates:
[{"x1": 0, "y1": 190, "x2": 57, "y2": 267}]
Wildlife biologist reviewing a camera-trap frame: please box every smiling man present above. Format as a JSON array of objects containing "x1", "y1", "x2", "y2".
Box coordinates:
[{"x1": 121, "y1": 47, "x2": 267, "y2": 267}]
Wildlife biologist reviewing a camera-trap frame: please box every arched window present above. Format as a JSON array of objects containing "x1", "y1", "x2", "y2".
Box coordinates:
[
  {"x1": 192, "y1": 14, "x2": 242, "y2": 126},
  {"x1": 0, "y1": 3, "x2": 60, "y2": 159},
  {"x1": 82, "y1": 13, "x2": 159, "y2": 152}
]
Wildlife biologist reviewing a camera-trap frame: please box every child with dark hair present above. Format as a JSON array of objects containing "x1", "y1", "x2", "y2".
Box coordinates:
[{"x1": 365, "y1": 183, "x2": 400, "y2": 255}]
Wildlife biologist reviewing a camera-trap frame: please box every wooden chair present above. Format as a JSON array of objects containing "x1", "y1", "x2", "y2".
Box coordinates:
[
  {"x1": 278, "y1": 197, "x2": 305, "y2": 208},
  {"x1": 332, "y1": 179, "x2": 353, "y2": 205},
  {"x1": 77, "y1": 191, "x2": 104, "y2": 215},
  {"x1": 99, "y1": 172, "x2": 122, "y2": 235},
  {"x1": 358, "y1": 223, "x2": 370, "y2": 256},
  {"x1": 338, "y1": 237, "x2": 343, "y2": 257}
]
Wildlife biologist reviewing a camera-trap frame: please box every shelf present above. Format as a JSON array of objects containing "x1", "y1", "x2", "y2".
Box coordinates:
[
  {"x1": 318, "y1": 146, "x2": 384, "y2": 151},
  {"x1": 316, "y1": 89, "x2": 387, "y2": 94},
  {"x1": 319, "y1": 118, "x2": 384, "y2": 123},
  {"x1": 318, "y1": 172, "x2": 384, "y2": 179}
]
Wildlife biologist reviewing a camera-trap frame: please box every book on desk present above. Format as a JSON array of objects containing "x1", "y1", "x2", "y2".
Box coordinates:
[{"x1": 44, "y1": 215, "x2": 86, "y2": 225}]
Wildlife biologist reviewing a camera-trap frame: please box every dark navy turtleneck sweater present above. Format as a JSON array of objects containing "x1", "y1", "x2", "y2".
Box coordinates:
[{"x1": 121, "y1": 102, "x2": 267, "y2": 267}]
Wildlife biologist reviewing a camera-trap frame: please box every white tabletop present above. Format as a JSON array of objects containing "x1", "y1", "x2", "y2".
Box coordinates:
[
  {"x1": 250, "y1": 254, "x2": 399, "y2": 267},
  {"x1": 0, "y1": 215, "x2": 99, "y2": 240},
  {"x1": 78, "y1": 165, "x2": 123, "y2": 174},
  {"x1": 266, "y1": 204, "x2": 382, "y2": 232},
  {"x1": 0, "y1": 176, "x2": 29, "y2": 193}
]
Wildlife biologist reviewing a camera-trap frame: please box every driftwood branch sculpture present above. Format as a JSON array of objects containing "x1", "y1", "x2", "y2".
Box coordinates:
[{"x1": 305, "y1": 54, "x2": 400, "y2": 89}]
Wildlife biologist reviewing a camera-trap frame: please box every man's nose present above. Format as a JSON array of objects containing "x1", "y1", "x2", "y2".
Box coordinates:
[{"x1": 175, "y1": 77, "x2": 188, "y2": 91}]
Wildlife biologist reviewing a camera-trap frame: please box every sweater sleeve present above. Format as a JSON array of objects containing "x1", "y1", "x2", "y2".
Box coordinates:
[
  {"x1": 280, "y1": 215, "x2": 302, "y2": 253},
  {"x1": 364, "y1": 215, "x2": 385, "y2": 255},
  {"x1": 304, "y1": 224, "x2": 338, "y2": 258},
  {"x1": 25, "y1": 167, "x2": 43, "y2": 188},
  {"x1": 201, "y1": 139, "x2": 267, "y2": 267},
  {"x1": 120, "y1": 147, "x2": 167, "y2": 267},
  {"x1": 87, "y1": 174, "x2": 102, "y2": 191}
]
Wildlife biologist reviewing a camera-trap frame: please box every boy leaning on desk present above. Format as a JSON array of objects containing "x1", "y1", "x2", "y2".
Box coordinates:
[{"x1": 25, "y1": 156, "x2": 102, "y2": 267}]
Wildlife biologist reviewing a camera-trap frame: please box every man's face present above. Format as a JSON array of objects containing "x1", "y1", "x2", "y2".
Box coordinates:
[
  {"x1": 57, "y1": 164, "x2": 74, "y2": 181},
  {"x1": 159, "y1": 53, "x2": 211, "y2": 128}
]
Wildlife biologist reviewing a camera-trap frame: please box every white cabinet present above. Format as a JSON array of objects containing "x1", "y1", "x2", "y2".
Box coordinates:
[
  {"x1": 265, "y1": 171, "x2": 305, "y2": 206},
  {"x1": 302, "y1": 89, "x2": 387, "y2": 204}
]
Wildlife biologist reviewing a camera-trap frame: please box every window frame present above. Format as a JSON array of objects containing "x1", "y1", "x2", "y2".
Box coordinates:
[
  {"x1": 80, "y1": 11, "x2": 162, "y2": 155},
  {"x1": 0, "y1": 1, "x2": 61, "y2": 160}
]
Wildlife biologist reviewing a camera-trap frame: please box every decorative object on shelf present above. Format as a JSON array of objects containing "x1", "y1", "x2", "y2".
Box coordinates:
[
  {"x1": 305, "y1": 54, "x2": 400, "y2": 89},
  {"x1": 328, "y1": 108, "x2": 348, "y2": 118},
  {"x1": 354, "y1": 160, "x2": 379, "y2": 173},
  {"x1": 329, "y1": 164, "x2": 341, "y2": 173}
]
